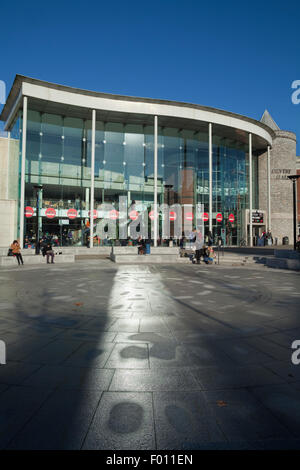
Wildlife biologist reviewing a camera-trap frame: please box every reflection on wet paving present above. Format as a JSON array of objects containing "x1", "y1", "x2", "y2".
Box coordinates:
[
  {"x1": 108, "y1": 402, "x2": 144, "y2": 434},
  {"x1": 165, "y1": 405, "x2": 192, "y2": 434},
  {"x1": 120, "y1": 346, "x2": 148, "y2": 360}
]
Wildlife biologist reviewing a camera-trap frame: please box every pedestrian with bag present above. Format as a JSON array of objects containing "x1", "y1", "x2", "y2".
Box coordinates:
[{"x1": 195, "y1": 229, "x2": 203, "y2": 264}]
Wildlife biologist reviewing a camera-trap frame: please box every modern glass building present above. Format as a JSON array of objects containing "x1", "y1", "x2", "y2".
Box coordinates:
[{"x1": 0, "y1": 76, "x2": 297, "y2": 248}]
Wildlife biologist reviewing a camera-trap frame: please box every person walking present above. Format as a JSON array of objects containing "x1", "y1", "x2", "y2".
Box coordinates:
[
  {"x1": 266, "y1": 230, "x2": 273, "y2": 246},
  {"x1": 45, "y1": 241, "x2": 55, "y2": 264},
  {"x1": 296, "y1": 234, "x2": 300, "y2": 252},
  {"x1": 10, "y1": 240, "x2": 24, "y2": 266},
  {"x1": 195, "y1": 229, "x2": 203, "y2": 264}
]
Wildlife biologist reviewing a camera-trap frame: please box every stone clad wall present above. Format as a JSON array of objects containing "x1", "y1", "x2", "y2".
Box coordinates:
[
  {"x1": 0, "y1": 137, "x2": 9, "y2": 199},
  {"x1": 258, "y1": 148, "x2": 268, "y2": 223},
  {"x1": 269, "y1": 130, "x2": 296, "y2": 244},
  {"x1": 0, "y1": 137, "x2": 18, "y2": 246}
]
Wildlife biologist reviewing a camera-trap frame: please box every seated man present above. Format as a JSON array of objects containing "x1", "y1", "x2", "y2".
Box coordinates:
[
  {"x1": 202, "y1": 246, "x2": 213, "y2": 265},
  {"x1": 137, "y1": 237, "x2": 146, "y2": 255},
  {"x1": 45, "y1": 242, "x2": 55, "y2": 264}
]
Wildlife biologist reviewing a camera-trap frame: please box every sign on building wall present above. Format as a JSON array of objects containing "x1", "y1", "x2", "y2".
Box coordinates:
[
  {"x1": 271, "y1": 169, "x2": 292, "y2": 180},
  {"x1": 252, "y1": 211, "x2": 264, "y2": 224}
]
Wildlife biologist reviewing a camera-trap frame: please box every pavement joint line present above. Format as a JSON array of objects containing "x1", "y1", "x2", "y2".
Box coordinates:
[
  {"x1": 80, "y1": 391, "x2": 105, "y2": 450},
  {"x1": 59, "y1": 339, "x2": 90, "y2": 365},
  {"x1": 245, "y1": 385, "x2": 297, "y2": 439},
  {"x1": 151, "y1": 392, "x2": 158, "y2": 450}
]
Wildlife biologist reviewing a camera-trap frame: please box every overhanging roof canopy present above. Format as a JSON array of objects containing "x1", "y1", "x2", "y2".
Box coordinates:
[{"x1": 1, "y1": 75, "x2": 275, "y2": 150}]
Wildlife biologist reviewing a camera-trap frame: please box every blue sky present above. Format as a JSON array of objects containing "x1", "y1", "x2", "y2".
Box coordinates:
[{"x1": 1, "y1": 0, "x2": 299, "y2": 152}]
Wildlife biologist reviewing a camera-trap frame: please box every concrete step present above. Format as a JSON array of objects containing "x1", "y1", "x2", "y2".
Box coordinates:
[
  {"x1": 75, "y1": 254, "x2": 109, "y2": 260},
  {"x1": 0, "y1": 254, "x2": 75, "y2": 266},
  {"x1": 110, "y1": 254, "x2": 188, "y2": 264},
  {"x1": 266, "y1": 258, "x2": 300, "y2": 270},
  {"x1": 61, "y1": 246, "x2": 112, "y2": 254},
  {"x1": 111, "y1": 246, "x2": 138, "y2": 255},
  {"x1": 274, "y1": 249, "x2": 300, "y2": 260}
]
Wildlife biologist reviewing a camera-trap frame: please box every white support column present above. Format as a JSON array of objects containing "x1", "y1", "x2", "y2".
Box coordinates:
[
  {"x1": 7, "y1": 132, "x2": 10, "y2": 200},
  {"x1": 154, "y1": 115, "x2": 158, "y2": 247},
  {"x1": 249, "y1": 133, "x2": 253, "y2": 247},
  {"x1": 19, "y1": 96, "x2": 27, "y2": 248},
  {"x1": 208, "y1": 123, "x2": 213, "y2": 233},
  {"x1": 267, "y1": 145, "x2": 271, "y2": 231},
  {"x1": 90, "y1": 109, "x2": 96, "y2": 248}
]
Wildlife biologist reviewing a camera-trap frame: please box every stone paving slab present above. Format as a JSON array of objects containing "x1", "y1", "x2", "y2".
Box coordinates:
[
  {"x1": 63, "y1": 342, "x2": 115, "y2": 368},
  {"x1": 216, "y1": 338, "x2": 276, "y2": 365},
  {"x1": 107, "y1": 318, "x2": 140, "y2": 333},
  {"x1": 249, "y1": 383, "x2": 300, "y2": 437},
  {"x1": 22, "y1": 364, "x2": 114, "y2": 391},
  {"x1": 5, "y1": 324, "x2": 65, "y2": 339},
  {"x1": 61, "y1": 329, "x2": 117, "y2": 342},
  {"x1": 244, "y1": 336, "x2": 291, "y2": 362},
  {"x1": 113, "y1": 332, "x2": 176, "y2": 344},
  {"x1": 8, "y1": 336, "x2": 58, "y2": 361},
  {"x1": 109, "y1": 368, "x2": 200, "y2": 392},
  {"x1": 190, "y1": 363, "x2": 285, "y2": 390},
  {"x1": 153, "y1": 391, "x2": 224, "y2": 449},
  {"x1": 82, "y1": 392, "x2": 155, "y2": 450},
  {"x1": 0, "y1": 361, "x2": 41, "y2": 385},
  {"x1": 183, "y1": 341, "x2": 236, "y2": 367},
  {"x1": 22, "y1": 338, "x2": 84, "y2": 365},
  {"x1": 0, "y1": 385, "x2": 52, "y2": 449},
  {"x1": 203, "y1": 389, "x2": 292, "y2": 442},
  {"x1": 105, "y1": 343, "x2": 149, "y2": 369},
  {"x1": 149, "y1": 343, "x2": 198, "y2": 369},
  {"x1": 263, "y1": 360, "x2": 300, "y2": 383},
  {"x1": 7, "y1": 389, "x2": 102, "y2": 450}
]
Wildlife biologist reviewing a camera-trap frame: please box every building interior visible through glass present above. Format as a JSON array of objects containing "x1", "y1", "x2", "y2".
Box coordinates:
[{"x1": 11, "y1": 109, "x2": 259, "y2": 247}]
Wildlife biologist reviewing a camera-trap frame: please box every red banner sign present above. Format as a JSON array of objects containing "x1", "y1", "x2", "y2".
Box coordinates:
[
  {"x1": 67, "y1": 208, "x2": 78, "y2": 220},
  {"x1": 45, "y1": 208, "x2": 56, "y2": 219},
  {"x1": 129, "y1": 210, "x2": 139, "y2": 221},
  {"x1": 109, "y1": 209, "x2": 119, "y2": 220},
  {"x1": 25, "y1": 206, "x2": 34, "y2": 218}
]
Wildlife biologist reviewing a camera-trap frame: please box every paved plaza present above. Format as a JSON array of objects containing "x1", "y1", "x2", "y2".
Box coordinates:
[{"x1": 0, "y1": 260, "x2": 300, "y2": 450}]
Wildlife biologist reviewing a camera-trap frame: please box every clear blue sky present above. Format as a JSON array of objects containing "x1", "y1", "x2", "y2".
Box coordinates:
[{"x1": 1, "y1": 0, "x2": 299, "y2": 152}]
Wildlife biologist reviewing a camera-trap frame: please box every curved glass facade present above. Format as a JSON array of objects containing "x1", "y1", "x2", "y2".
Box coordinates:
[{"x1": 20, "y1": 108, "x2": 258, "y2": 247}]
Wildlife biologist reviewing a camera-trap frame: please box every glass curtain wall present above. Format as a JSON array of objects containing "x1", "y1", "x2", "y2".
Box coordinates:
[
  {"x1": 212, "y1": 135, "x2": 248, "y2": 245},
  {"x1": 24, "y1": 110, "x2": 91, "y2": 247},
  {"x1": 20, "y1": 110, "x2": 254, "y2": 247},
  {"x1": 158, "y1": 127, "x2": 209, "y2": 240},
  {"x1": 91, "y1": 122, "x2": 154, "y2": 245}
]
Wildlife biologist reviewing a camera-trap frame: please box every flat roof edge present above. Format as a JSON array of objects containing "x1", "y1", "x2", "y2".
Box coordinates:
[{"x1": 0, "y1": 75, "x2": 276, "y2": 139}]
